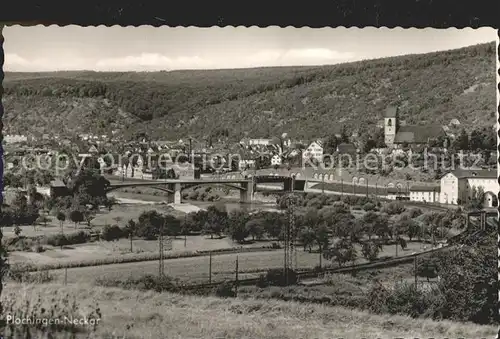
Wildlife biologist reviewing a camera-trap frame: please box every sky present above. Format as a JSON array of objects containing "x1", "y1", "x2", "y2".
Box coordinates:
[{"x1": 2, "y1": 26, "x2": 497, "y2": 72}]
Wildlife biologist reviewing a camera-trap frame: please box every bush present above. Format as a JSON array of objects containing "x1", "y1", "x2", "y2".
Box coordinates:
[
  {"x1": 214, "y1": 281, "x2": 236, "y2": 298},
  {"x1": 363, "y1": 202, "x2": 376, "y2": 211},
  {"x1": 188, "y1": 191, "x2": 199, "y2": 200},
  {"x1": 262, "y1": 268, "x2": 298, "y2": 287},
  {"x1": 95, "y1": 274, "x2": 179, "y2": 293},
  {"x1": 8, "y1": 266, "x2": 54, "y2": 284},
  {"x1": 46, "y1": 234, "x2": 69, "y2": 247},
  {"x1": 33, "y1": 244, "x2": 45, "y2": 253},
  {"x1": 381, "y1": 202, "x2": 406, "y2": 215},
  {"x1": 65, "y1": 230, "x2": 90, "y2": 244},
  {"x1": 101, "y1": 224, "x2": 124, "y2": 241},
  {"x1": 270, "y1": 242, "x2": 282, "y2": 249}
]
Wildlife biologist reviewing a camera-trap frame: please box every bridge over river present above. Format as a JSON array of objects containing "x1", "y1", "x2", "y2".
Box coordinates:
[{"x1": 105, "y1": 175, "x2": 307, "y2": 204}]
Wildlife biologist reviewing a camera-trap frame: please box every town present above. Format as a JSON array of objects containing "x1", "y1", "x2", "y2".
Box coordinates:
[
  {"x1": 0, "y1": 25, "x2": 497, "y2": 339},
  {"x1": 4, "y1": 104, "x2": 497, "y2": 207}
]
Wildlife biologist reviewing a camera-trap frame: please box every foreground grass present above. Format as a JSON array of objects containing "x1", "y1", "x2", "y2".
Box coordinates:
[{"x1": 2, "y1": 283, "x2": 496, "y2": 339}]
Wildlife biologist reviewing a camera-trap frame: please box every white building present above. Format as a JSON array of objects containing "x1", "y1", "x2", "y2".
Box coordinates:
[
  {"x1": 409, "y1": 185, "x2": 440, "y2": 203},
  {"x1": 303, "y1": 140, "x2": 324, "y2": 163},
  {"x1": 4, "y1": 134, "x2": 28, "y2": 144},
  {"x1": 271, "y1": 154, "x2": 282, "y2": 167},
  {"x1": 439, "y1": 169, "x2": 498, "y2": 207},
  {"x1": 248, "y1": 138, "x2": 272, "y2": 146},
  {"x1": 239, "y1": 159, "x2": 256, "y2": 170}
]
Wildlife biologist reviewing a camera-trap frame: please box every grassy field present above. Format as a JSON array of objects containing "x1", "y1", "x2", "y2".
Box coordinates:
[
  {"x1": 8, "y1": 234, "x2": 275, "y2": 266},
  {"x1": 3, "y1": 283, "x2": 497, "y2": 339},
  {"x1": 44, "y1": 241, "x2": 425, "y2": 284}
]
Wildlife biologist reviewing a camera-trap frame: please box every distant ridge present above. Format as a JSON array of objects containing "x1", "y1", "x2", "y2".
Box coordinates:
[{"x1": 3, "y1": 42, "x2": 496, "y2": 141}]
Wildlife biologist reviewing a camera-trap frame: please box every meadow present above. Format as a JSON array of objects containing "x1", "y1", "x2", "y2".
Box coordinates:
[
  {"x1": 42, "y1": 241, "x2": 425, "y2": 284},
  {"x1": 3, "y1": 282, "x2": 497, "y2": 339}
]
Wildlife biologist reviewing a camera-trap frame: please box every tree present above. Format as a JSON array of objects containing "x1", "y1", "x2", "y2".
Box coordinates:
[
  {"x1": 67, "y1": 169, "x2": 111, "y2": 209},
  {"x1": 245, "y1": 219, "x2": 265, "y2": 241},
  {"x1": 453, "y1": 129, "x2": 469, "y2": 151},
  {"x1": 468, "y1": 129, "x2": 483, "y2": 151},
  {"x1": 36, "y1": 215, "x2": 50, "y2": 227},
  {"x1": 56, "y1": 211, "x2": 66, "y2": 233},
  {"x1": 125, "y1": 219, "x2": 137, "y2": 237},
  {"x1": 227, "y1": 210, "x2": 250, "y2": 243},
  {"x1": 14, "y1": 225, "x2": 22, "y2": 238},
  {"x1": 104, "y1": 196, "x2": 117, "y2": 211},
  {"x1": 69, "y1": 210, "x2": 84, "y2": 229},
  {"x1": 203, "y1": 205, "x2": 228, "y2": 239},
  {"x1": 323, "y1": 134, "x2": 339, "y2": 154},
  {"x1": 136, "y1": 210, "x2": 164, "y2": 240},
  {"x1": 363, "y1": 202, "x2": 376, "y2": 211},
  {"x1": 298, "y1": 226, "x2": 316, "y2": 252},
  {"x1": 465, "y1": 185, "x2": 485, "y2": 211},
  {"x1": 324, "y1": 238, "x2": 357, "y2": 267},
  {"x1": 340, "y1": 125, "x2": 350, "y2": 143},
  {"x1": 259, "y1": 211, "x2": 285, "y2": 240},
  {"x1": 416, "y1": 259, "x2": 439, "y2": 282},
  {"x1": 83, "y1": 209, "x2": 96, "y2": 228},
  {"x1": 163, "y1": 214, "x2": 181, "y2": 237},
  {"x1": 402, "y1": 219, "x2": 420, "y2": 241},
  {"x1": 433, "y1": 231, "x2": 497, "y2": 324},
  {"x1": 361, "y1": 240, "x2": 383, "y2": 261},
  {"x1": 0, "y1": 211, "x2": 14, "y2": 227}
]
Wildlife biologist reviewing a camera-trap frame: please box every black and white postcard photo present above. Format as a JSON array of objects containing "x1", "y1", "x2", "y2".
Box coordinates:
[{"x1": 0, "y1": 25, "x2": 497, "y2": 338}]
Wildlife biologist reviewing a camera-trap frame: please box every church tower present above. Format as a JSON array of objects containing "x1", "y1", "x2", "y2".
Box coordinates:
[{"x1": 384, "y1": 105, "x2": 398, "y2": 147}]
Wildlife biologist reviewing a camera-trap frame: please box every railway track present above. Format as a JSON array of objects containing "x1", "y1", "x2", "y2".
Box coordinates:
[
  {"x1": 182, "y1": 223, "x2": 493, "y2": 291},
  {"x1": 180, "y1": 243, "x2": 455, "y2": 291}
]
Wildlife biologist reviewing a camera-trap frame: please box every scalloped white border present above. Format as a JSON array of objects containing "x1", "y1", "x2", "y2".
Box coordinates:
[{"x1": 496, "y1": 29, "x2": 499, "y2": 339}]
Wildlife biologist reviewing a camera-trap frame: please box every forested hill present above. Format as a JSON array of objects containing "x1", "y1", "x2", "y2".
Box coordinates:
[{"x1": 3, "y1": 42, "x2": 496, "y2": 141}]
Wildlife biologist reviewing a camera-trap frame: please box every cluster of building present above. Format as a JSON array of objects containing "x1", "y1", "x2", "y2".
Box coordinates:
[{"x1": 384, "y1": 169, "x2": 497, "y2": 208}]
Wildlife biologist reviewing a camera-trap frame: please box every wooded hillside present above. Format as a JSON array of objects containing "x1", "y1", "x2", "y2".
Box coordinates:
[{"x1": 3, "y1": 42, "x2": 496, "y2": 141}]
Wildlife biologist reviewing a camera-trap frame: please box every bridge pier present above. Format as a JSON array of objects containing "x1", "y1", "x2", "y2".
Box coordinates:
[
  {"x1": 167, "y1": 183, "x2": 182, "y2": 204},
  {"x1": 240, "y1": 180, "x2": 254, "y2": 203}
]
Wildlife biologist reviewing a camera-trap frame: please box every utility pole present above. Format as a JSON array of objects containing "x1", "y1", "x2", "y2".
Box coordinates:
[
  {"x1": 414, "y1": 256, "x2": 418, "y2": 290},
  {"x1": 393, "y1": 221, "x2": 398, "y2": 257},
  {"x1": 321, "y1": 174, "x2": 325, "y2": 194},
  {"x1": 341, "y1": 178, "x2": 343, "y2": 196},
  {"x1": 283, "y1": 195, "x2": 296, "y2": 286},
  {"x1": 208, "y1": 251, "x2": 212, "y2": 283},
  {"x1": 189, "y1": 137, "x2": 193, "y2": 163},
  {"x1": 184, "y1": 214, "x2": 187, "y2": 247},
  {"x1": 319, "y1": 245, "x2": 322, "y2": 269},
  {"x1": 129, "y1": 232, "x2": 133, "y2": 253},
  {"x1": 235, "y1": 255, "x2": 239, "y2": 296},
  {"x1": 158, "y1": 219, "x2": 166, "y2": 277}
]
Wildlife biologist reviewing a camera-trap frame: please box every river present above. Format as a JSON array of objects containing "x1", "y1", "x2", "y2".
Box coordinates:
[{"x1": 108, "y1": 192, "x2": 281, "y2": 214}]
